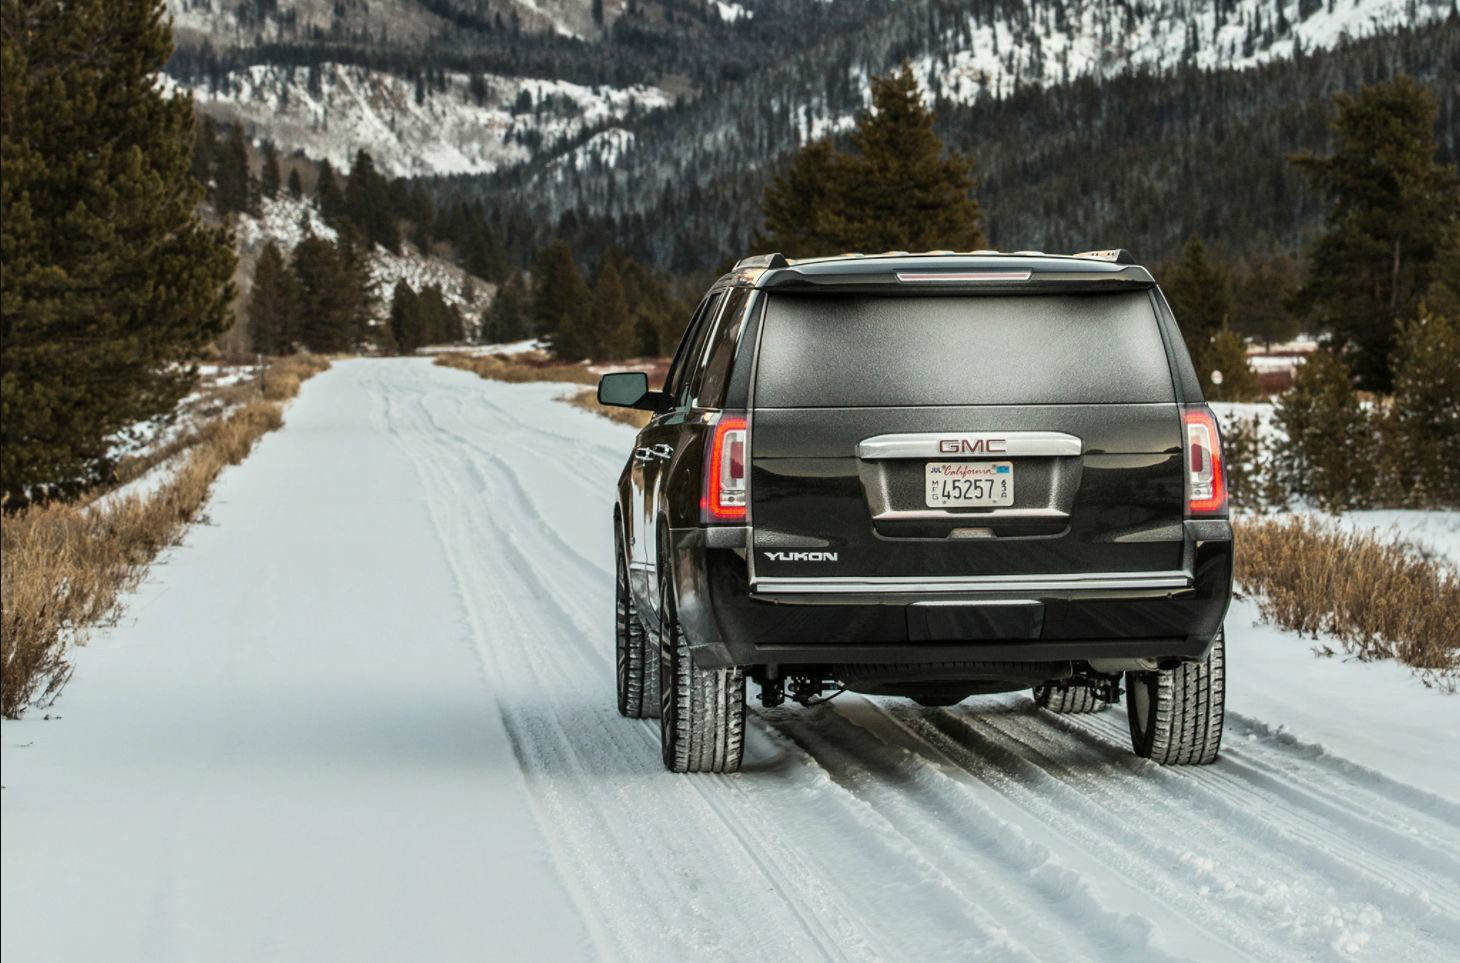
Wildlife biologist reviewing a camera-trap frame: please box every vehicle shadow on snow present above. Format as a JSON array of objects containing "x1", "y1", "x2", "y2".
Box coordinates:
[{"x1": 743, "y1": 694, "x2": 1157, "y2": 786}]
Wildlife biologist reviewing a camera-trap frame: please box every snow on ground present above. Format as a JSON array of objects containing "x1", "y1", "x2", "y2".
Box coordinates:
[
  {"x1": 4, "y1": 359, "x2": 1458, "y2": 961},
  {"x1": 1225, "y1": 595, "x2": 1460, "y2": 799},
  {"x1": 169, "y1": 62, "x2": 672, "y2": 178}
]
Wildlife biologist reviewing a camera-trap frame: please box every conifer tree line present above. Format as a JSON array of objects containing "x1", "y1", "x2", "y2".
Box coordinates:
[
  {"x1": 387, "y1": 281, "x2": 466, "y2": 355},
  {"x1": 219, "y1": 129, "x2": 687, "y2": 358},
  {"x1": 751, "y1": 64, "x2": 1460, "y2": 512},
  {"x1": 2, "y1": 0, "x2": 235, "y2": 504},
  {"x1": 246, "y1": 237, "x2": 376, "y2": 355},
  {"x1": 463, "y1": 18, "x2": 1457, "y2": 280}
]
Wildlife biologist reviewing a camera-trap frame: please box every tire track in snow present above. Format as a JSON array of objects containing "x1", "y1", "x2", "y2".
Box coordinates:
[
  {"x1": 376, "y1": 365, "x2": 869, "y2": 961},
  {"x1": 375, "y1": 360, "x2": 1460, "y2": 962},
  {"x1": 390, "y1": 362, "x2": 1169, "y2": 961},
  {"x1": 885, "y1": 701, "x2": 1460, "y2": 959}
]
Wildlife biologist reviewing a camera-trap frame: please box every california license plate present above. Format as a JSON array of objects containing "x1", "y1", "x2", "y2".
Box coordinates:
[{"x1": 925, "y1": 462, "x2": 1014, "y2": 507}]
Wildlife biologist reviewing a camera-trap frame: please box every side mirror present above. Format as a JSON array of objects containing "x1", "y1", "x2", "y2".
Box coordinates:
[{"x1": 597, "y1": 371, "x2": 664, "y2": 411}]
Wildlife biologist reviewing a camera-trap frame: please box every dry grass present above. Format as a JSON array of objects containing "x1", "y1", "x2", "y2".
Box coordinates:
[
  {"x1": 435, "y1": 351, "x2": 599, "y2": 386},
  {"x1": 260, "y1": 353, "x2": 332, "y2": 402},
  {"x1": 1, "y1": 356, "x2": 328, "y2": 717},
  {"x1": 1234, "y1": 515, "x2": 1460, "y2": 687},
  {"x1": 436, "y1": 351, "x2": 661, "y2": 428},
  {"x1": 561, "y1": 387, "x2": 652, "y2": 428}
]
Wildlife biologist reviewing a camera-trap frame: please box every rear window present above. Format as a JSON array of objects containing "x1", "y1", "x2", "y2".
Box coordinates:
[{"x1": 754, "y1": 292, "x2": 1174, "y2": 407}]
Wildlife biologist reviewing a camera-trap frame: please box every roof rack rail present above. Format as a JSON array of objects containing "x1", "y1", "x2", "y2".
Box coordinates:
[
  {"x1": 1073, "y1": 249, "x2": 1137, "y2": 265},
  {"x1": 733, "y1": 253, "x2": 789, "y2": 270}
]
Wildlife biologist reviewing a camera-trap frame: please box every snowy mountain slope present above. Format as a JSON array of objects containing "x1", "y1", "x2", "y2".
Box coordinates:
[
  {"x1": 168, "y1": 0, "x2": 609, "y2": 45},
  {"x1": 912, "y1": 0, "x2": 1456, "y2": 102},
  {"x1": 170, "y1": 62, "x2": 671, "y2": 178},
  {"x1": 165, "y1": 0, "x2": 1454, "y2": 185},
  {"x1": 4, "y1": 359, "x2": 1458, "y2": 962},
  {"x1": 231, "y1": 194, "x2": 494, "y2": 327}
]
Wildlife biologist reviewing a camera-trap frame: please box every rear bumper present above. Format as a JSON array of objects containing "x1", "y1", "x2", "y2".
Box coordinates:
[{"x1": 670, "y1": 520, "x2": 1233, "y2": 669}]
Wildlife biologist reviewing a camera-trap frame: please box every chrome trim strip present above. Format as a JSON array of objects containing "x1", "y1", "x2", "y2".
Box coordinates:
[
  {"x1": 751, "y1": 571, "x2": 1191, "y2": 595},
  {"x1": 910, "y1": 599, "x2": 1042, "y2": 607},
  {"x1": 873, "y1": 507, "x2": 1068, "y2": 523},
  {"x1": 857, "y1": 431, "x2": 1082, "y2": 459}
]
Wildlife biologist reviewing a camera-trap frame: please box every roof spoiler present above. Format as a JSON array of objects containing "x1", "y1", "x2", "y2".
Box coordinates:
[
  {"x1": 733, "y1": 253, "x2": 789, "y2": 270},
  {"x1": 1072, "y1": 249, "x2": 1138, "y2": 265}
]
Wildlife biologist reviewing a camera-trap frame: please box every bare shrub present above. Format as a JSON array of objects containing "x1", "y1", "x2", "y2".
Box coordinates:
[
  {"x1": 0, "y1": 361, "x2": 328, "y2": 717},
  {"x1": 1234, "y1": 516, "x2": 1459, "y2": 687}
]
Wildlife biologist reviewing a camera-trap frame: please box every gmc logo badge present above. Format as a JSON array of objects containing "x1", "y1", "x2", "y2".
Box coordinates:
[
  {"x1": 938, "y1": 437, "x2": 1007, "y2": 454},
  {"x1": 763, "y1": 551, "x2": 839, "y2": 562}
]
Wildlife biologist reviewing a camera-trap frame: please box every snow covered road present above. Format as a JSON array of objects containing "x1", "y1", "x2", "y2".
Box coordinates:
[{"x1": 5, "y1": 358, "x2": 1459, "y2": 962}]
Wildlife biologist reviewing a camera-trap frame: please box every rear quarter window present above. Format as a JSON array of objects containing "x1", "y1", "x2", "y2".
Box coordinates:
[{"x1": 754, "y1": 292, "x2": 1175, "y2": 407}]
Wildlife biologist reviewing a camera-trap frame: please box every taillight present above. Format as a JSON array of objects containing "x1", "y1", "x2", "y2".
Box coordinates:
[
  {"x1": 702, "y1": 414, "x2": 747, "y2": 523},
  {"x1": 1183, "y1": 407, "x2": 1227, "y2": 516}
]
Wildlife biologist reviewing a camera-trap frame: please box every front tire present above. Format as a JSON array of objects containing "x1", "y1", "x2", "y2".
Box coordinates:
[
  {"x1": 658, "y1": 554, "x2": 745, "y2": 773},
  {"x1": 615, "y1": 530, "x2": 658, "y2": 718},
  {"x1": 1126, "y1": 631, "x2": 1226, "y2": 765}
]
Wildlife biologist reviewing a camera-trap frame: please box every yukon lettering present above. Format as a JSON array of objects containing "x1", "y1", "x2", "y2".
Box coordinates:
[{"x1": 763, "y1": 551, "x2": 839, "y2": 562}]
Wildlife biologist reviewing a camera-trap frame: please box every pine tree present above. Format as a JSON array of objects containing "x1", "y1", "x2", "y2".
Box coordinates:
[
  {"x1": 482, "y1": 273, "x2": 529, "y2": 343},
  {"x1": 286, "y1": 166, "x2": 303, "y2": 199},
  {"x1": 260, "y1": 141, "x2": 281, "y2": 199},
  {"x1": 315, "y1": 158, "x2": 344, "y2": 223},
  {"x1": 1272, "y1": 350, "x2": 1375, "y2": 510},
  {"x1": 215, "y1": 122, "x2": 255, "y2": 215},
  {"x1": 389, "y1": 281, "x2": 423, "y2": 354},
  {"x1": 292, "y1": 234, "x2": 372, "y2": 353},
  {"x1": 616, "y1": 255, "x2": 678, "y2": 354},
  {"x1": 416, "y1": 284, "x2": 456, "y2": 345},
  {"x1": 532, "y1": 241, "x2": 593, "y2": 359},
  {"x1": 344, "y1": 149, "x2": 399, "y2": 252},
  {"x1": 1230, "y1": 252, "x2": 1301, "y2": 347},
  {"x1": 1389, "y1": 307, "x2": 1460, "y2": 505},
  {"x1": 1203, "y1": 327, "x2": 1261, "y2": 401},
  {"x1": 1163, "y1": 236, "x2": 1232, "y2": 380},
  {"x1": 758, "y1": 140, "x2": 838, "y2": 258},
  {"x1": 191, "y1": 113, "x2": 216, "y2": 189},
  {"x1": 592, "y1": 259, "x2": 634, "y2": 360},
  {"x1": 246, "y1": 241, "x2": 298, "y2": 355},
  {"x1": 1291, "y1": 76, "x2": 1460, "y2": 391},
  {"x1": 811, "y1": 65, "x2": 985, "y2": 254},
  {"x1": 1, "y1": 0, "x2": 235, "y2": 501},
  {"x1": 1423, "y1": 234, "x2": 1460, "y2": 318}
]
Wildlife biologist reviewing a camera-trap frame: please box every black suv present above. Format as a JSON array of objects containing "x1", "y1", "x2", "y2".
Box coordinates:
[{"x1": 599, "y1": 251, "x2": 1232, "y2": 773}]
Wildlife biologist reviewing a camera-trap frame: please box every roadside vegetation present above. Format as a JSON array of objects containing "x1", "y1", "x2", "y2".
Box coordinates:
[
  {"x1": 434, "y1": 351, "x2": 654, "y2": 428},
  {"x1": 1233, "y1": 516, "x2": 1459, "y2": 688},
  {"x1": 1, "y1": 356, "x2": 328, "y2": 718}
]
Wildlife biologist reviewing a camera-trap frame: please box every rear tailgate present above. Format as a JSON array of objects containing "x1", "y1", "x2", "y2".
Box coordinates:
[{"x1": 748, "y1": 291, "x2": 1186, "y2": 587}]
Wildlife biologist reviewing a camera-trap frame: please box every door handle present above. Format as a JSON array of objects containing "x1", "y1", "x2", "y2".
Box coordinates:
[{"x1": 649, "y1": 443, "x2": 674, "y2": 460}]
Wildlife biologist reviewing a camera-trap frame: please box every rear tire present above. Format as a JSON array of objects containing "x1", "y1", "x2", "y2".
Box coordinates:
[
  {"x1": 1126, "y1": 631, "x2": 1226, "y2": 765},
  {"x1": 1033, "y1": 683, "x2": 1108, "y2": 713},
  {"x1": 615, "y1": 530, "x2": 658, "y2": 719},
  {"x1": 658, "y1": 555, "x2": 744, "y2": 773}
]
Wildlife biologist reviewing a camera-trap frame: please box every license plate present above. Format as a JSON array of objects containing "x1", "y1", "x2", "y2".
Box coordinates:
[{"x1": 925, "y1": 461, "x2": 1013, "y2": 507}]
